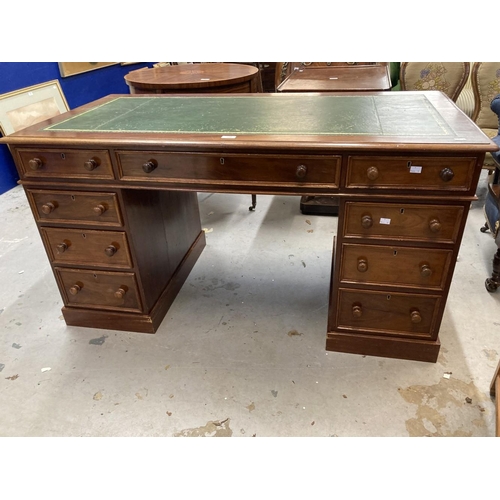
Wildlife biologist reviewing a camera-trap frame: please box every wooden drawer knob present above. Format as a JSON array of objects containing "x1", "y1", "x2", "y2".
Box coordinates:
[
  {"x1": 93, "y1": 204, "x2": 107, "y2": 215},
  {"x1": 28, "y1": 158, "x2": 43, "y2": 170},
  {"x1": 114, "y1": 287, "x2": 127, "y2": 299},
  {"x1": 410, "y1": 310, "x2": 422, "y2": 323},
  {"x1": 105, "y1": 245, "x2": 117, "y2": 257},
  {"x1": 41, "y1": 202, "x2": 56, "y2": 214},
  {"x1": 357, "y1": 258, "x2": 368, "y2": 272},
  {"x1": 56, "y1": 242, "x2": 68, "y2": 253},
  {"x1": 367, "y1": 166, "x2": 379, "y2": 180},
  {"x1": 296, "y1": 164, "x2": 307, "y2": 178},
  {"x1": 69, "y1": 284, "x2": 81, "y2": 295},
  {"x1": 84, "y1": 158, "x2": 99, "y2": 171},
  {"x1": 352, "y1": 304, "x2": 363, "y2": 318},
  {"x1": 420, "y1": 264, "x2": 432, "y2": 277},
  {"x1": 142, "y1": 160, "x2": 157, "y2": 173},
  {"x1": 429, "y1": 218, "x2": 441, "y2": 233},
  {"x1": 439, "y1": 167, "x2": 454, "y2": 182},
  {"x1": 361, "y1": 214, "x2": 373, "y2": 229}
]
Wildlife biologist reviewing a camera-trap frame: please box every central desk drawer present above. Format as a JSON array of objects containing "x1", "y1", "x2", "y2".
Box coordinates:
[
  {"x1": 346, "y1": 156, "x2": 476, "y2": 191},
  {"x1": 336, "y1": 288, "x2": 441, "y2": 339},
  {"x1": 339, "y1": 243, "x2": 453, "y2": 290},
  {"x1": 17, "y1": 149, "x2": 114, "y2": 180},
  {"x1": 56, "y1": 268, "x2": 142, "y2": 313},
  {"x1": 27, "y1": 190, "x2": 122, "y2": 226},
  {"x1": 117, "y1": 151, "x2": 340, "y2": 186},
  {"x1": 42, "y1": 228, "x2": 132, "y2": 268}
]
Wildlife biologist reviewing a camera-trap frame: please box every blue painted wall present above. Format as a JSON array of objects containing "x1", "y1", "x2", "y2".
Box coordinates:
[{"x1": 0, "y1": 62, "x2": 155, "y2": 194}]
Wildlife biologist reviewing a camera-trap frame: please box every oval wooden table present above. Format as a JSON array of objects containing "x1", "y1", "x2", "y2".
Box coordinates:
[{"x1": 125, "y1": 63, "x2": 262, "y2": 94}]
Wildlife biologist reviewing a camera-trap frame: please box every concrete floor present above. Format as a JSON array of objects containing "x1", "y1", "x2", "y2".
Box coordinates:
[{"x1": 0, "y1": 172, "x2": 499, "y2": 437}]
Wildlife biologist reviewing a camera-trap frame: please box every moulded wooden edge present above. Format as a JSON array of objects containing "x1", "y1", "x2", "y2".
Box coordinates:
[{"x1": 326, "y1": 331, "x2": 441, "y2": 363}]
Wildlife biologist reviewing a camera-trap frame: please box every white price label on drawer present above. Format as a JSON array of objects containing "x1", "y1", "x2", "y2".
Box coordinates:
[
  {"x1": 380, "y1": 218, "x2": 391, "y2": 225},
  {"x1": 410, "y1": 165, "x2": 422, "y2": 173}
]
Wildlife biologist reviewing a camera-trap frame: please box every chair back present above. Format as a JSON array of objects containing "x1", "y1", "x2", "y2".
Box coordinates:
[
  {"x1": 399, "y1": 62, "x2": 470, "y2": 101},
  {"x1": 471, "y1": 62, "x2": 500, "y2": 129}
]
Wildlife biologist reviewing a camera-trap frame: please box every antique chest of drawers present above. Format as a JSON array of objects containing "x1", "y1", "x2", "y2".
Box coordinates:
[{"x1": 2, "y1": 92, "x2": 497, "y2": 362}]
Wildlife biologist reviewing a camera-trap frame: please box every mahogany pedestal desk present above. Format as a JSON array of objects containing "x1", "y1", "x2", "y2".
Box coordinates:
[
  {"x1": 278, "y1": 64, "x2": 392, "y2": 216},
  {"x1": 2, "y1": 92, "x2": 497, "y2": 363}
]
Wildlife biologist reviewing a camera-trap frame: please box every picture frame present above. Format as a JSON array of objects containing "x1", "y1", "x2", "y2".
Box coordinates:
[
  {"x1": 58, "y1": 62, "x2": 117, "y2": 78},
  {"x1": 0, "y1": 80, "x2": 69, "y2": 136}
]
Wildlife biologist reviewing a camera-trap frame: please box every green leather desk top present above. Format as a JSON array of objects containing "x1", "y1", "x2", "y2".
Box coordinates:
[
  {"x1": 46, "y1": 94, "x2": 453, "y2": 137},
  {"x1": 2, "y1": 92, "x2": 496, "y2": 153}
]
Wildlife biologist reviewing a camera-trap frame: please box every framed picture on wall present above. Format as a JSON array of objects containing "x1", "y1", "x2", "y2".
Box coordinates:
[
  {"x1": 0, "y1": 80, "x2": 69, "y2": 136},
  {"x1": 58, "y1": 62, "x2": 117, "y2": 77}
]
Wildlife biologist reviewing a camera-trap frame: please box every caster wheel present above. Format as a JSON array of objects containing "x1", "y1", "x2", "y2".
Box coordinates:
[
  {"x1": 485, "y1": 278, "x2": 498, "y2": 293},
  {"x1": 480, "y1": 225, "x2": 488, "y2": 233}
]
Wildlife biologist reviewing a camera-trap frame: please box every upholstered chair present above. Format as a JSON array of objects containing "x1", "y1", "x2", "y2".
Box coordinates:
[
  {"x1": 480, "y1": 93, "x2": 500, "y2": 292},
  {"x1": 399, "y1": 62, "x2": 470, "y2": 101},
  {"x1": 471, "y1": 63, "x2": 500, "y2": 172}
]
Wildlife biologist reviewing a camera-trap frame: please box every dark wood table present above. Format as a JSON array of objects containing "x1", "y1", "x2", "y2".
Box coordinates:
[
  {"x1": 278, "y1": 63, "x2": 393, "y2": 215},
  {"x1": 124, "y1": 63, "x2": 262, "y2": 94},
  {"x1": 2, "y1": 92, "x2": 497, "y2": 363},
  {"x1": 277, "y1": 63, "x2": 392, "y2": 93}
]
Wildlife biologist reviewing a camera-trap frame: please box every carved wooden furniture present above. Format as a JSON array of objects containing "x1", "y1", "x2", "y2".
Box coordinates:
[
  {"x1": 124, "y1": 63, "x2": 261, "y2": 94},
  {"x1": 1, "y1": 92, "x2": 497, "y2": 363}
]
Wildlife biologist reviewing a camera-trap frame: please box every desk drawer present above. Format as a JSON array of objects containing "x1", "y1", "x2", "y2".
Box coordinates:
[
  {"x1": 343, "y1": 202, "x2": 464, "y2": 243},
  {"x1": 56, "y1": 268, "x2": 141, "y2": 312},
  {"x1": 117, "y1": 151, "x2": 340, "y2": 186},
  {"x1": 27, "y1": 190, "x2": 122, "y2": 226},
  {"x1": 346, "y1": 156, "x2": 476, "y2": 191},
  {"x1": 339, "y1": 243, "x2": 452, "y2": 290},
  {"x1": 42, "y1": 228, "x2": 132, "y2": 269},
  {"x1": 17, "y1": 149, "x2": 114, "y2": 180},
  {"x1": 336, "y1": 288, "x2": 441, "y2": 339}
]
